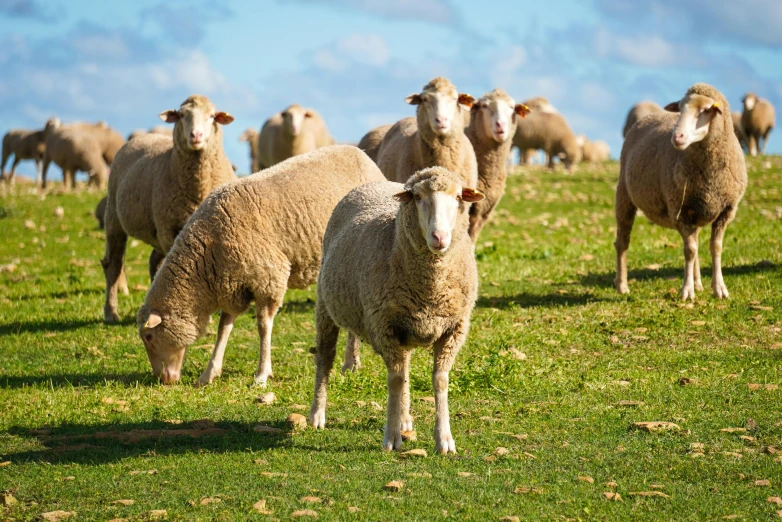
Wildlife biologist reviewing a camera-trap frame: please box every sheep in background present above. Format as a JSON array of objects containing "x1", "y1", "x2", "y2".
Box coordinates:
[
  {"x1": 137, "y1": 145, "x2": 385, "y2": 386},
  {"x1": 41, "y1": 128, "x2": 109, "y2": 190},
  {"x1": 128, "y1": 126, "x2": 174, "y2": 141},
  {"x1": 741, "y1": 93, "x2": 775, "y2": 156},
  {"x1": 731, "y1": 112, "x2": 749, "y2": 153},
  {"x1": 465, "y1": 89, "x2": 530, "y2": 239},
  {"x1": 102, "y1": 94, "x2": 236, "y2": 323},
  {"x1": 239, "y1": 128, "x2": 260, "y2": 172},
  {"x1": 376, "y1": 77, "x2": 478, "y2": 187},
  {"x1": 357, "y1": 124, "x2": 393, "y2": 163},
  {"x1": 309, "y1": 167, "x2": 483, "y2": 454},
  {"x1": 69, "y1": 121, "x2": 125, "y2": 165},
  {"x1": 623, "y1": 101, "x2": 662, "y2": 138},
  {"x1": 257, "y1": 104, "x2": 334, "y2": 169},
  {"x1": 576, "y1": 135, "x2": 611, "y2": 162},
  {"x1": 1, "y1": 117, "x2": 60, "y2": 185},
  {"x1": 513, "y1": 110, "x2": 580, "y2": 171},
  {"x1": 615, "y1": 83, "x2": 747, "y2": 301}
]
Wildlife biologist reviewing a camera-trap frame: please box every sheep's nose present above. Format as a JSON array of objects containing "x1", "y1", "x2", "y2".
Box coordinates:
[
  {"x1": 190, "y1": 130, "x2": 203, "y2": 142},
  {"x1": 435, "y1": 116, "x2": 449, "y2": 126},
  {"x1": 431, "y1": 231, "x2": 449, "y2": 248},
  {"x1": 161, "y1": 368, "x2": 180, "y2": 385}
]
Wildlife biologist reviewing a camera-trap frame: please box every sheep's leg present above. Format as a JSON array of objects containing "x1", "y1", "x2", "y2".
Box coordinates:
[
  {"x1": 382, "y1": 351, "x2": 406, "y2": 452},
  {"x1": 432, "y1": 324, "x2": 467, "y2": 455},
  {"x1": 41, "y1": 156, "x2": 51, "y2": 189},
  {"x1": 63, "y1": 169, "x2": 74, "y2": 192},
  {"x1": 310, "y1": 302, "x2": 339, "y2": 429},
  {"x1": 117, "y1": 266, "x2": 129, "y2": 296},
  {"x1": 9, "y1": 157, "x2": 20, "y2": 184},
  {"x1": 341, "y1": 332, "x2": 361, "y2": 373},
  {"x1": 693, "y1": 229, "x2": 703, "y2": 292},
  {"x1": 101, "y1": 206, "x2": 128, "y2": 323},
  {"x1": 0, "y1": 151, "x2": 9, "y2": 179},
  {"x1": 197, "y1": 311, "x2": 236, "y2": 386},
  {"x1": 614, "y1": 181, "x2": 636, "y2": 294},
  {"x1": 253, "y1": 301, "x2": 281, "y2": 386},
  {"x1": 400, "y1": 349, "x2": 414, "y2": 432},
  {"x1": 148, "y1": 249, "x2": 165, "y2": 281},
  {"x1": 678, "y1": 226, "x2": 700, "y2": 301},
  {"x1": 546, "y1": 153, "x2": 555, "y2": 170},
  {"x1": 34, "y1": 159, "x2": 42, "y2": 187},
  {"x1": 761, "y1": 130, "x2": 771, "y2": 155},
  {"x1": 710, "y1": 208, "x2": 735, "y2": 299},
  {"x1": 748, "y1": 134, "x2": 758, "y2": 157}
]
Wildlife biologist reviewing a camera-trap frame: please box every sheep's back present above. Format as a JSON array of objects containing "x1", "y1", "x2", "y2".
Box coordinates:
[{"x1": 376, "y1": 118, "x2": 417, "y2": 182}]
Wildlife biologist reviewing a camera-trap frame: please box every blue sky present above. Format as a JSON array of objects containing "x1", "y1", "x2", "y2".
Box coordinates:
[{"x1": 2, "y1": 0, "x2": 781, "y2": 179}]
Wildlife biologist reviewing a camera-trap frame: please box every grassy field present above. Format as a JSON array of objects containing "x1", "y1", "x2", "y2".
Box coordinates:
[{"x1": 1, "y1": 157, "x2": 781, "y2": 521}]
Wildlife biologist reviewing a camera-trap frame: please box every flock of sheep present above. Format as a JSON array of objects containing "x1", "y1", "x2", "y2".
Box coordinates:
[{"x1": 1, "y1": 76, "x2": 776, "y2": 454}]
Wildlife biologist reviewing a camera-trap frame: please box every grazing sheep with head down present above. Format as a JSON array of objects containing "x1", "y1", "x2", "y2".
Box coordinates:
[
  {"x1": 137, "y1": 145, "x2": 384, "y2": 386},
  {"x1": 357, "y1": 124, "x2": 393, "y2": 163},
  {"x1": 1, "y1": 118, "x2": 60, "y2": 185},
  {"x1": 239, "y1": 128, "x2": 260, "y2": 172},
  {"x1": 309, "y1": 167, "x2": 484, "y2": 454},
  {"x1": 576, "y1": 135, "x2": 611, "y2": 162},
  {"x1": 102, "y1": 94, "x2": 236, "y2": 323},
  {"x1": 741, "y1": 93, "x2": 775, "y2": 156},
  {"x1": 42, "y1": 128, "x2": 109, "y2": 190},
  {"x1": 615, "y1": 83, "x2": 747, "y2": 301},
  {"x1": 513, "y1": 110, "x2": 580, "y2": 171},
  {"x1": 465, "y1": 89, "x2": 530, "y2": 239},
  {"x1": 376, "y1": 77, "x2": 478, "y2": 187},
  {"x1": 623, "y1": 101, "x2": 662, "y2": 138},
  {"x1": 257, "y1": 104, "x2": 334, "y2": 169}
]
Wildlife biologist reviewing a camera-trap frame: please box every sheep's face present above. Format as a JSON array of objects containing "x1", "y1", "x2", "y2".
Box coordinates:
[
  {"x1": 159, "y1": 96, "x2": 234, "y2": 152},
  {"x1": 282, "y1": 106, "x2": 311, "y2": 137},
  {"x1": 742, "y1": 94, "x2": 758, "y2": 111},
  {"x1": 138, "y1": 308, "x2": 198, "y2": 385},
  {"x1": 408, "y1": 88, "x2": 474, "y2": 136},
  {"x1": 394, "y1": 170, "x2": 485, "y2": 255},
  {"x1": 666, "y1": 94, "x2": 722, "y2": 150}
]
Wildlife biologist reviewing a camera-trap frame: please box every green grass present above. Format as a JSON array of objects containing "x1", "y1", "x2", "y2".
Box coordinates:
[{"x1": 1, "y1": 158, "x2": 781, "y2": 521}]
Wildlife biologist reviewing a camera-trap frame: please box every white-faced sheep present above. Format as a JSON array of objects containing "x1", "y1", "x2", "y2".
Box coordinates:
[
  {"x1": 102, "y1": 94, "x2": 236, "y2": 324},
  {"x1": 464, "y1": 89, "x2": 530, "y2": 239},
  {"x1": 376, "y1": 77, "x2": 478, "y2": 187},
  {"x1": 257, "y1": 104, "x2": 334, "y2": 169},
  {"x1": 1, "y1": 118, "x2": 60, "y2": 185},
  {"x1": 238, "y1": 128, "x2": 260, "y2": 173},
  {"x1": 741, "y1": 93, "x2": 775, "y2": 156},
  {"x1": 137, "y1": 145, "x2": 385, "y2": 386},
  {"x1": 357, "y1": 124, "x2": 393, "y2": 163},
  {"x1": 615, "y1": 83, "x2": 747, "y2": 301},
  {"x1": 622, "y1": 101, "x2": 662, "y2": 138},
  {"x1": 513, "y1": 110, "x2": 580, "y2": 171},
  {"x1": 41, "y1": 128, "x2": 109, "y2": 190},
  {"x1": 309, "y1": 167, "x2": 484, "y2": 454}
]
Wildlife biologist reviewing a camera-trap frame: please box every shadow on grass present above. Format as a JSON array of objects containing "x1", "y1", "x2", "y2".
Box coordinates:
[
  {"x1": 3, "y1": 420, "x2": 293, "y2": 464},
  {"x1": 0, "y1": 372, "x2": 157, "y2": 389},
  {"x1": 0, "y1": 315, "x2": 136, "y2": 336},
  {"x1": 477, "y1": 291, "x2": 609, "y2": 310},
  {"x1": 280, "y1": 298, "x2": 316, "y2": 314},
  {"x1": 15, "y1": 287, "x2": 104, "y2": 302},
  {"x1": 578, "y1": 261, "x2": 778, "y2": 289}
]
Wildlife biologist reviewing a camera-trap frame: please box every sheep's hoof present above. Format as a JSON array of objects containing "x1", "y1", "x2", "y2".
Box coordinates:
[
  {"x1": 435, "y1": 434, "x2": 457, "y2": 455},
  {"x1": 382, "y1": 430, "x2": 403, "y2": 452},
  {"x1": 679, "y1": 286, "x2": 696, "y2": 301},
  {"x1": 712, "y1": 283, "x2": 729, "y2": 299},
  {"x1": 309, "y1": 407, "x2": 326, "y2": 429},
  {"x1": 104, "y1": 310, "x2": 120, "y2": 324},
  {"x1": 252, "y1": 372, "x2": 272, "y2": 387},
  {"x1": 694, "y1": 281, "x2": 704, "y2": 292},
  {"x1": 615, "y1": 282, "x2": 630, "y2": 294},
  {"x1": 196, "y1": 369, "x2": 219, "y2": 387},
  {"x1": 341, "y1": 361, "x2": 361, "y2": 374},
  {"x1": 400, "y1": 416, "x2": 414, "y2": 432}
]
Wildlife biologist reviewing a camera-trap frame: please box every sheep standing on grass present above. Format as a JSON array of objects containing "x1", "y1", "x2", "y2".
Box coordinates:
[
  {"x1": 102, "y1": 94, "x2": 235, "y2": 324},
  {"x1": 309, "y1": 167, "x2": 484, "y2": 454},
  {"x1": 465, "y1": 89, "x2": 530, "y2": 240},
  {"x1": 1, "y1": 118, "x2": 60, "y2": 185},
  {"x1": 623, "y1": 101, "x2": 663, "y2": 138},
  {"x1": 512, "y1": 110, "x2": 580, "y2": 171},
  {"x1": 576, "y1": 135, "x2": 611, "y2": 162},
  {"x1": 376, "y1": 77, "x2": 478, "y2": 187},
  {"x1": 41, "y1": 129, "x2": 109, "y2": 190},
  {"x1": 741, "y1": 93, "x2": 775, "y2": 157},
  {"x1": 137, "y1": 145, "x2": 384, "y2": 385},
  {"x1": 239, "y1": 128, "x2": 260, "y2": 172},
  {"x1": 257, "y1": 104, "x2": 334, "y2": 169},
  {"x1": 615, "y1": 83, "x2": 747, "y2": 301}
]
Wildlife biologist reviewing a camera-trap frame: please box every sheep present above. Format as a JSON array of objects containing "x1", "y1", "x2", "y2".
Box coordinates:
[
  {"x1": 137, "y1": 145, "x2": 385, "y2": 386},
  {"x1": 464, "y1": 89, "x2": 530, "y2": 240},
  {"x1": 128, "y1": 126, "x2": 174, "y2": 141},
  {"x1": 512, "y1": 110, "x2": 580, "y2": 171},
  {"x1": 238, "y1": 128, "x2": 260, "y2": 172},
  {"x1": 70, "y1": 121, "x2": 126, "y2": 165},
  {"x1": 615, "y1": 83, "x2": 747, "y2": 301},
  {"x1": 375, "y1": 77, "x2": 478, "y2": 187},
  {"x1": 731, "y1": 112, "x2": 749, "y2": 153},
  {"x1": 1, "y1": 117, "x2": 60, "y2": 185},
  {"x1": 309, "y1": 167, "x2": 483, "y2": 453},
  {"x1": 41, "y1": 128, "x2": 109, "y2": 190},
  {"x1": 95, "y1": 196, "x2": 107, "y2": 229},
  {"x1": 257, "y1": 104, "x2": 334, "y2": 169},
  {"x1": 622, "y1": 101, "x2": 662, "y2": 138},
  {"x1": 576, "y1": 135, "x2": 611, "y2": 162},
  {"x1": 102, "y1": 94, "x2": 236, "y2": 324},
  {"x1": 741, "y1": 93, "x2": 775, "y2": 156},
  {"x1": 357, "y1": 124, "x2": 392, "y2": 163},
  {"x1": 515, "y1": 97, "x2": 560, "y2": 165}
]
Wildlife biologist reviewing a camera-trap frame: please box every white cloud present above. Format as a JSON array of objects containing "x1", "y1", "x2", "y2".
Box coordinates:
[{"x1": 337, "y1": 33, "x2": 390, "y2": 66}]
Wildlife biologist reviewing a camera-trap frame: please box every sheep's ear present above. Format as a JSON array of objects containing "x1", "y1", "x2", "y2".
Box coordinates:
[
  {"x1": 514, "y1": 104, "x2": 531, "y2": 118},
  {"x1": 664, "y1": 102, "x2": 680, "y2": 113},
  {"x1": 461, "y1": 188, "x2": 485, "y2": 202},
  {"x1": 458, "y1": 94, "x2": 475, "y2": 108},
  {"x1": 405, "y1": 93, "x2": 423, "y2": 105},
  {"x1": 393, "y1": 190, "x2": 413, "y2": 202},
  {"x1": 159, "y1": 110, "x2": 180, "y2": 123},
  {"x1": 304, "y1": 110, "x2": 314, "y2": 118},
  {"x1": 144, "y1": 312, "x2": 162, "y2": 329},
  {"x1": 215, "y1": 112, "x2": 234, "y2": 125},
  {"x1": 708, "y1": 102, "x2": 722, "y2": 115}
]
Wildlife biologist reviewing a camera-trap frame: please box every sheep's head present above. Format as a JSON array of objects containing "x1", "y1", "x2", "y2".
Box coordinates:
[
  {"x1": 159, "y1": 94, "x2": 234, "y2": 152},
  {"x1": 137, "y1": 304, "x2": 200, "y2": 385},
  {"x1": 394, "y1": 167, "x2": 484, "y2": 255},
  {"x1": 472, "y1": 89, "x2": 531, "y2": 143},
  {"x1": 407, "y1": 77, "x2": 475, "y2": 137},
  {"x1": 742, "y1": 93, "x2": 758, "y2": 111},
  {"x1": 666, "y1": 87, "x2": 725, "y2": 150},
  {"x1": 281, "y1": 105, "x2": 313, "y2": 137}
]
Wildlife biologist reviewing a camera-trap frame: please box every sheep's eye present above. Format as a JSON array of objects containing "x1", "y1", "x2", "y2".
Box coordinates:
[{"x1": 414, "y1": 194, "x2": 421, "y2": 201}]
